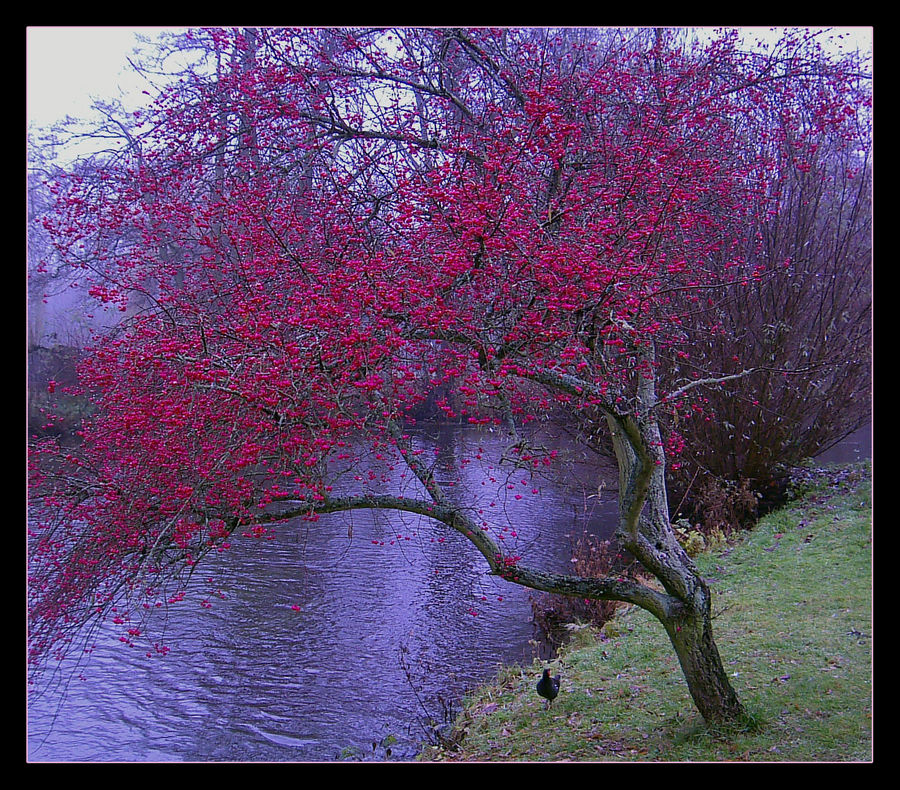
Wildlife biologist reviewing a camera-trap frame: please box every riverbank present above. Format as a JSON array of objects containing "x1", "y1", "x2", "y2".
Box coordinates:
[{"x1": 421, "y1": 461, "x2": 872, "y2": 762}]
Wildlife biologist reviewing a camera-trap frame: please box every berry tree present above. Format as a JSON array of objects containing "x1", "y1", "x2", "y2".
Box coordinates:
[{"x1": 28, "y1": 27, "x2": 870, "y2": 725}]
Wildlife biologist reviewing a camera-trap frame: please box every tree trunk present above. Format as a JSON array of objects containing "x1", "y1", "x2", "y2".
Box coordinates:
[
  {"x1": 603, "y1": 347, "x2": 746, "y2": 725},
  {"x1": 662, "y1": 579, "x2": 746, "y2": 724}
]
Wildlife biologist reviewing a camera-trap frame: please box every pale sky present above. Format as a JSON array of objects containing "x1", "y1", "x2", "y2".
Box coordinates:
[
  {"x1": 26, "y1": 26, "x2": 174, "y2": 129},
  {"x1": 26, "y1": 26, "x2": 872, "y2": 132}
]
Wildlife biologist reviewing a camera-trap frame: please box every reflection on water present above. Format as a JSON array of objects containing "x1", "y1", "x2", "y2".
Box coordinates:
[{"x1": 28, "y1": 424, "x2": 619, "y2": 762}]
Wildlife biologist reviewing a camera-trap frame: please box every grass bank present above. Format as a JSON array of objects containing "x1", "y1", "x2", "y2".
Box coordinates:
[{"x1": 422, "y1": 462, "x2": 872, "y2": 762}]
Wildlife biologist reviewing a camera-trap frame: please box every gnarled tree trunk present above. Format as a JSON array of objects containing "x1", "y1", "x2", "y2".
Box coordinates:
[
  {"x1": 603, "y1": 348, "x2": 745, "y2": 724},
  {"x1": 662, "y1": 579, "x2": 745, "y2": 724}
]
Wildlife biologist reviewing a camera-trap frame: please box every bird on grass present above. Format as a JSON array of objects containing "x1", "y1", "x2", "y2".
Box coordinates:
[{"x1": 537, "y1": 668, "x2": 561, "y2": 709}]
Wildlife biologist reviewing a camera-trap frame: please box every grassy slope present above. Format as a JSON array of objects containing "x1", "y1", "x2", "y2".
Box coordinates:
[{"x1": 423, "y1": 462, "x2": 873, "y2": 762}]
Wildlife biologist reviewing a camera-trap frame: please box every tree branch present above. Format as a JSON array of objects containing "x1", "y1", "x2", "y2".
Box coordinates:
[
  {"x1": 655, "y1": 363, "x2": 830, "y2": 409},
  {"x1": 261, "y1": 491, "x2": 677, "y2": 623}
]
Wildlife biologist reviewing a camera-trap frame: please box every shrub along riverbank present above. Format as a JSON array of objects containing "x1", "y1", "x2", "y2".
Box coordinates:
[{"x1": 422, "y1": 462, "x2": 872, "y2": 762}]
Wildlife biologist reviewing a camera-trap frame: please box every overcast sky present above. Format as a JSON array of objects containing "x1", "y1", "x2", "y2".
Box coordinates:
[
  {"x1": 27, "y1": 26, "x2": 872, "y2": 132},
  {"x1": 26, "y1": 27, "x2": 175, "y2": 129}
]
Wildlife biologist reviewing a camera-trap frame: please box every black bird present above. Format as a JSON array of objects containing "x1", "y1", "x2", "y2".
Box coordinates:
[{"x1": 537, "y1": 668, "x2": 561, "y2": 709}]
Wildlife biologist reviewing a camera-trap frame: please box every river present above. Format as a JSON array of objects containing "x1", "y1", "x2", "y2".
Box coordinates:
[
  {"x1": 27, "y1": 423, "x2": 620, "y2": 762},
  {"x1": 26, "y1": 421, "x2": 870, "y2": 762}
]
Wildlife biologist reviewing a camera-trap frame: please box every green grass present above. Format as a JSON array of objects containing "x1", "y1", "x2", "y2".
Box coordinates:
[{"x1": 421, "y1": 462, "x2": 872, "y2": 762}]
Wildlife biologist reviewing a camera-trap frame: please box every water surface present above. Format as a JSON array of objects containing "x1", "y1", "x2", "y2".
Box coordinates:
[{"x1": 28, "y1": 424, "x2": 618, "y2": 762}]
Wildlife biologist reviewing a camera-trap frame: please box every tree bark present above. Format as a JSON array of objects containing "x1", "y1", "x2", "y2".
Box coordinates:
[
  {"x1": 603, "y1": 347, "x2": 746, "y2": 725},
  {"x1": 662, "y1": 581, "x2": 746, "y2": 724}
]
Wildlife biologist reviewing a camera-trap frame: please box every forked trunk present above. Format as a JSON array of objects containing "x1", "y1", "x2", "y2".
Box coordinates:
[{"x1": 604, "y1": 352, "x2": 746, "y2": 725}]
